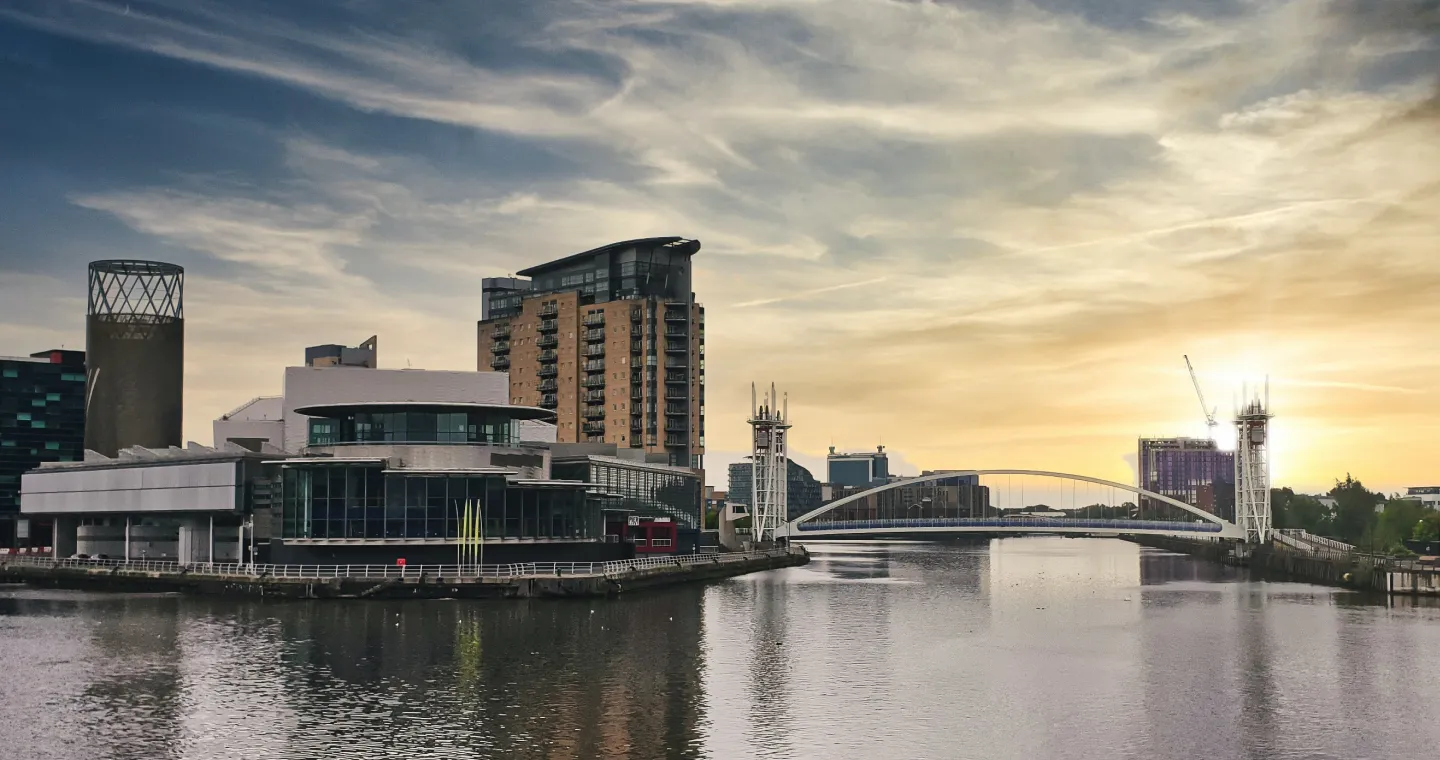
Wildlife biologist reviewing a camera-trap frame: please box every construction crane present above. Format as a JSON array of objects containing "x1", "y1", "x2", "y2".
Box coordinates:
[{"x1": 1184, "y1": 355, "x2": 1219, "y2": 439}]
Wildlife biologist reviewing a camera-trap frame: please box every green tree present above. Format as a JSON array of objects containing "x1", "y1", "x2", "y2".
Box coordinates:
[
  {"x1": 1373, "y1": 498, "x2": 1429, "y2": 554},
  {"x1": 1413, "y1": 512, "x2": 1440, "y2": 543},
  {"x1": 1271, "y1": 488, "x2": 1332, "y2": 535},
  {"x1": 1330, "y1": 474, "x2": 1382, "y2": 545}
]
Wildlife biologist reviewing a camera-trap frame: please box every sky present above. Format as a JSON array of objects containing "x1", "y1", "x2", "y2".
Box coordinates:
[{"x1": 0, "y1": 0, "x2": 1436, "y2": 493}]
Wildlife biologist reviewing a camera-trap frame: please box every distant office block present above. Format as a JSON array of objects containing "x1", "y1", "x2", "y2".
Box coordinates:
[
  {"x1": 827, "y1": 445, "x2": 890, "y2": 487},
  {"x1": 1137, "y1": 437, "x2": 1235, "y2": 517},
  {"x1": 1, "y1": 349, "x2": 86, "y2": 547},
  {"x1": 84, "y1": 260, "x2": 184, "y2": 457}
]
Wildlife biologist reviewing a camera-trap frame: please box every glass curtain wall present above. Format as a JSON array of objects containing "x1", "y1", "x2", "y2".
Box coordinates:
[
  {"x1": 306, "y1": 410, "x2": 522, "y2": 446},
  {"x1": 281, "y1": 465, "x2": 597, "y2": 541},
  {"x1": 552, "y1": 460, "x2": 701, "y2": 530}
]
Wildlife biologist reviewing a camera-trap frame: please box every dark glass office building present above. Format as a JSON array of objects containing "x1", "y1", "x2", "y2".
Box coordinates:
[
  {"x1": 1, "y1": 350, "x2": 86, "y2": 547},
  {"x1": 727, "y1": 458, "x2": 823, "y2": 520}
]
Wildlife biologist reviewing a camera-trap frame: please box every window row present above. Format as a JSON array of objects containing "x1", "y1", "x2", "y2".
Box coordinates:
[{"x1": 308, "y1": 410, "x2": 523, "y2": 446}]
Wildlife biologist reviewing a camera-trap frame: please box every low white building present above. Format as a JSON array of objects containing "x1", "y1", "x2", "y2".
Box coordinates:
[{"x1": 213, "y1": 367, "x2": 556, "y2": 454}]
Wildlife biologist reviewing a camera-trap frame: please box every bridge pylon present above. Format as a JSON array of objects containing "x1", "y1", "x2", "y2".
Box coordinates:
[
  {"x1": 748, "y1": 382, "x2": 790, "y2": 544},
  {"x1": 1234, "y1": 385, "x2": 1273, "y2": 544}
]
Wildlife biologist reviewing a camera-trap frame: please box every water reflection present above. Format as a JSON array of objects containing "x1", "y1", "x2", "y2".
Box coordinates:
[{"x1": 4, "y1": 538, "x2": 1440, "y2": 760}]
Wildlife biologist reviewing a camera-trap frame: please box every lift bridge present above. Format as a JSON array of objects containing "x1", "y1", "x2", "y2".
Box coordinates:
[{"x1": 774, "y1": 470, "x2": 1256, "y2": 542}]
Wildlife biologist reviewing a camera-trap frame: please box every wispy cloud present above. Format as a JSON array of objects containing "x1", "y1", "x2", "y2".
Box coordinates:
[{"x1": 0, "y1": 0, "x2": 1436, "y2": 491}]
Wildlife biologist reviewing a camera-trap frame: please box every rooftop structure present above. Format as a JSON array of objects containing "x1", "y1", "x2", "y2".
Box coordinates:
[{"x1": 305, "y1": 336, "x2": 377, "y2": 368}]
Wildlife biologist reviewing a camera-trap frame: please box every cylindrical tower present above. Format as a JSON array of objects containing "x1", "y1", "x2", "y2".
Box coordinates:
[{"x1": 84, "y1": 260, "x2": 185, "y2": 456}]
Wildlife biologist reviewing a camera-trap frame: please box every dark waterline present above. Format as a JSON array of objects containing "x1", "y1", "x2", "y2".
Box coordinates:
[{"x1": 3, "y1": 537, "x2": 1438, "y2": 759}]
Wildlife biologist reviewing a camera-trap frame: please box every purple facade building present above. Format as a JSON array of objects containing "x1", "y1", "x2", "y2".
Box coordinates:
[{"x1": 1138, "y1": 438, "x2": 1235, "y2": 518}]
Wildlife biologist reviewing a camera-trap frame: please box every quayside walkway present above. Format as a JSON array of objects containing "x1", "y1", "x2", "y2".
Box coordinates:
[{"x1": 0, "y1": 548, "x2": 809, "y2": 599}]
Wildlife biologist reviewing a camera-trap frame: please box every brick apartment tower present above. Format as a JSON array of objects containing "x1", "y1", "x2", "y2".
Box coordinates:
[{"x1": 477, "y1": 238, "x2": 704, "y2": 469}]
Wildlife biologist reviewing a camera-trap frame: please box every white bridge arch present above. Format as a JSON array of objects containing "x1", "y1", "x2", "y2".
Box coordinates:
[{"x1": 778, "y1": 469, "x2": 1245, "y2": 540}]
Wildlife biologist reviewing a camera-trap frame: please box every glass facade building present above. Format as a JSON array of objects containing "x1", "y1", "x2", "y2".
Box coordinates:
[
  {"x1": 1, "y1": 350, "x2": 86, "y2": 547},
  {"x1": 279, "y1": 464, "x2": 596, "y2": 542},
  {"x1": 727, "y1": 459, "x2": 823, "y2": 520},
  {"x1": 1138, "y1": 438, "x2": 1235, "y2": 517},
  {"x1": 826, "y1": 446, "x2": 890, "y2": 488}
]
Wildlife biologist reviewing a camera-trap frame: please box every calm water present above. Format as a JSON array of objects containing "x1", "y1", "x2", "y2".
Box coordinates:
[{"x1": 4, "y1": 537, "x2": 1440, "y2": 760}]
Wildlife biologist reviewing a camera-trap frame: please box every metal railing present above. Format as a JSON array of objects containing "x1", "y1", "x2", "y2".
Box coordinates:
[
  {"x1": 1276, "y1": 528, "x2": 1354, "y2": 553},
  {"x1": 1, "y1": 548, "x2": 803, "y2": 581}
]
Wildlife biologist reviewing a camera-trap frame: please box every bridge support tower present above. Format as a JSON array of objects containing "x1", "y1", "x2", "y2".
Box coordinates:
[
  {"x1": 1235, "y1": 387, "x2": 1273, "y2": 544},
  {"x1": 748, "y1": 383, "x2": 790, "y2": 544}
]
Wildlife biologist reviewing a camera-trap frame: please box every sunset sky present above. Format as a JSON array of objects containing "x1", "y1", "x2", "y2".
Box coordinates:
[{"x1": 1, "y1": 0, "x2": 1436, "y2": 492}]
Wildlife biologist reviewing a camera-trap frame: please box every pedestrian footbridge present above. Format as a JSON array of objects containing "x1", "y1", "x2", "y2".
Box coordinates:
[{"x1": 777, "y1": 470, "x2": 1246, "y2": 541}]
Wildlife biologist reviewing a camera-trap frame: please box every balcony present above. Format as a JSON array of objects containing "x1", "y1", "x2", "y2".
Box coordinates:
[
  {"x1": 630, "y1": 417, "x2": 642, "y2": 431},
  {"x1": 631, "y1": 387, "x2": 643, "y2": 400},
  {"x1": 665, "y1": 358, "x2": 688, "y2": 369},
  {"x1": 491, "y1": 341, "x2": 511, "y2": 353},
  {"x1": 584, "y1": 344, "x2": 605, "y2": 358},
  {"x1": 665, "y1": 389, "x2": 688, "y2": 400},
  {"x1": 665, "y1": 434, "x2": 688, "y2": 447},
  {"x1": 582, "y1": 376, "x2": 606, "y2": 388},
  {"x1": 630, "y1": 308, "x2": 643, "y2": 322},
  {"x1": 665, "y1": 340, "x2": 686, "y2": 353},
  {"x1": 631, "y1": 340, "x2": 642, "y2": 354},
  {"x1": 663, "y1": 310, "x2": 687, "y2": 323},
  {"x1": 665, "y1": 371, "x2": 687, "y2": 383},
  {"x1": 665, "y1": 404, "x2": 688, "y2": 415},
  {"x1": 537, "y1": 334, "x2": 558, "y2": 348},
  {"x1": 584, "y1": 405, "x2": 606, "y2": 420},
  {"x1": 490, "y1": 325, "x2": 510, "y2": 339},
  {"x1": 665, "y1": 422, "x2": 688, "y2": 432},
  {"x1": 583, "y1": 421, "x2": 606, "y2": 434},
  {"x1": 584, "y1": 329, "x2": 606, "y2": 343},
  {"x1": 490, "y1": 356, "x2": 510, "y2": 370},
  {"x1": 539, "y1": 379, "x2": 558, "y2": 392},
  {"x1": 540, "y1": 394, "x2": 558, "y2": 408},
  {"x1": 665, "y1": 326, "x2": 687, "y2": 336},
  {"x1": 539, "y1": 319, "x2": 558, "y2": 332},
  {"x1": 584, "y1": 359, "x2": 605, "y2": 372},
  {"x1": 538, "y1": 350, "x2": 558, "y2": 363},
  {"x1": 630, "y1": 324, "x2": 643, "y2": 336},
  {"x1": 539, "y1": 304, "x2": 558, "y2": 317},
  {"x1": 582, "y1": 313, "x2": 605, "y2": 327},
  {"x1": 537, "y1": 365, "x2": 558, "y2": 378}
]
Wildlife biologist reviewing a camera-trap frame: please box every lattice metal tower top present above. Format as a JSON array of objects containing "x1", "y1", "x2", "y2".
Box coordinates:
[{"x1": 88, "y1": 260, "x2": 184, "y2": 321}]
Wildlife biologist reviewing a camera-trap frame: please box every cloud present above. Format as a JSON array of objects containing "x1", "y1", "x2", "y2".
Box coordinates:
[{"x1": 0, "y1": 0, "x2": 1436, "y2": 494}]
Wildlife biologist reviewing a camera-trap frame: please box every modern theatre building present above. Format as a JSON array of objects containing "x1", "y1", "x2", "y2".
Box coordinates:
[{"x1": 273, "y1": 399, "x2": 613, "y2": 564}]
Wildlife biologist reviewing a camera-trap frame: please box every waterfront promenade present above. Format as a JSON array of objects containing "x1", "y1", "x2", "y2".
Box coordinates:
[{"x1": 0, "y1": 547, "x2": 808, "y2": 599}]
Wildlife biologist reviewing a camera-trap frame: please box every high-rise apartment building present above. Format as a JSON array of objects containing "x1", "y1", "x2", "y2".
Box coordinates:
[
  {"x1": 1, "y1": 349, "x2": 86, "y2": 547},
  {"x1": 1137, "y1": 437, "x2": 1235, "y2": 517},
  {"x1": 477, "y1": 237, "x2": 704, "y2": 468}
]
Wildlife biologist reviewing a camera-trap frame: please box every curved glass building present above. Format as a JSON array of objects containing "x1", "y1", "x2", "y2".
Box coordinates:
[{"x1": 275, "y1": 401, "x2": 621, "y2": 564}]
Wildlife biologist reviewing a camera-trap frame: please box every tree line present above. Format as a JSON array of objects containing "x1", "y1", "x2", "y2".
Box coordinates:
[{"x1": 1273, "y1": 475, "x2": 1440, "y2": 554}]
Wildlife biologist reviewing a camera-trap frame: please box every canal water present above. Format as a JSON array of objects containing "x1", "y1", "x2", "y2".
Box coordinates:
[{"x1": 3, "y1": 537, "x2": 1439, "y2": 760}]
